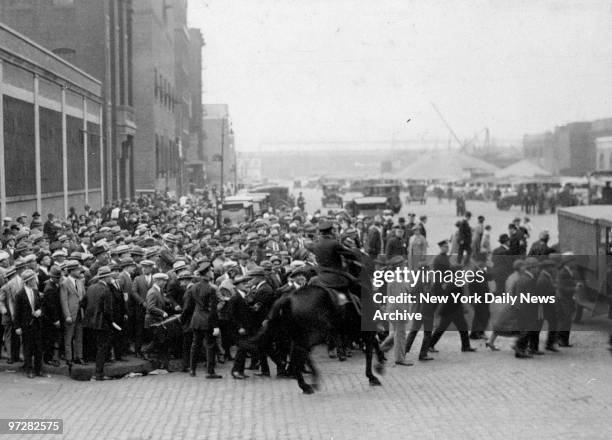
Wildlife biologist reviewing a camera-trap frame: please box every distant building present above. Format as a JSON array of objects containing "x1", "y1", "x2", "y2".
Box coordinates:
[
  {"x1": 524, "y1": 118, "x2": 612, "y2": 176},
  {"x1": 0, "y1": 0, "x2": 137, "y2": 202},
  {"x1": 203, "y1": 104, "x2": 236, "y2": 191},
  {"x1": 185, "y1": 28, "x2": 205, "y2": 191},
  {"x1": 0, "y1": 23, "x2": 103, "y2": 218}
]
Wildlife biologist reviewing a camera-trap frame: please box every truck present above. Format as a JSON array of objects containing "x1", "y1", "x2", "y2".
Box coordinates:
[{"x1": 557, "y1": 205, "x2": 612, "y2": 318}]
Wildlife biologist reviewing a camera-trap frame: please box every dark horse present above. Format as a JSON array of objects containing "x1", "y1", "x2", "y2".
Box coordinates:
[{"x1": 258, "y1": 253, "x2": 385, "y2": 394}]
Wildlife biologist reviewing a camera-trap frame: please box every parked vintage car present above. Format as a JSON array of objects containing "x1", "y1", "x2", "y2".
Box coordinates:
[
  {"x1": 249, "y1": 185, "x2": 295, "y2": 210},
  {"x1": 345, "y1": 196, "x2": 388, "y2": 217},
  {"x1": 321, "y1": 183, "x2": 343, "y2": 208},
  {"x1": 362, "y1": 183, "x2": 402, "y2": 213},
  {"x1": 558, "y1": 205, "x2": 612, "y2": 318}
]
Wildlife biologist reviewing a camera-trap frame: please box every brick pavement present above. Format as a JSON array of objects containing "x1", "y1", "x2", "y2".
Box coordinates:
[{"x1": 1, "y1": 328, "x2": 610, "y2": 440}]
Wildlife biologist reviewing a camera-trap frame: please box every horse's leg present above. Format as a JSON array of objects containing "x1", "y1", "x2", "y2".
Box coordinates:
[
  {"x1": 290, "y1": 343, "x2": 314, "y2": 394},
  {"x1": 364, "y1": 331, "x2": 382, "y2": 386},
  {"x1": 305, "y1": 354, "x2": 320, "y2": 390}
]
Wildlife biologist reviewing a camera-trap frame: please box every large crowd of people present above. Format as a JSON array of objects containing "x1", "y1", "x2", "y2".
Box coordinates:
[{"x1": 0, "y1": 190, "x2": 592, "y2": 382}]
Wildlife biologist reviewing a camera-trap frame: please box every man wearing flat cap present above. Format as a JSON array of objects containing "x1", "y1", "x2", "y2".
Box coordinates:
[
  {"x1": 491, "y1": 233, "x2": 512, "y2": 296},
  {"x1": 60, "y1": 260, "x2": 86, "y2": 365},
  {"x1": 181, "y1": 261, "x2": 222, "y2": 378},
  {"x1": 41, "y1": 266, "x2": 63, "y2": 367},
  {"x1": 556, "y1": 252, "x2": 582, "y2": 347},
  {"x1": 14, "y1": 269, "x2": 44, "y2": 378},
  {"x1": 536, "y1": 259, "x2": 559, "y2": 352},
  {"x1": 514, "y1": 257, "x2": 541, "y2": 358},
  {"x1": 129, "y1": 260, "x2": 155, "y2": 357},
  {"x1": 84, "y1": 266, "x2": 115, "y2": 380},
  {"x1": 0, "y1": 258, "x2": 26, "y2": 363}
]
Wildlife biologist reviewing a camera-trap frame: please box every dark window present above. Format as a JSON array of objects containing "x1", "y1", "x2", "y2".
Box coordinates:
[
  {"x1": 39, "y1": 107, "x2": 63, "y2": 194},
  {"x1": 87, "y1": 122, "x2": 101, "y2": 188},
  {"x1": 67, "y1": 115, "x2": 85, "y2": 191},
  {"x1": 3, "y1": 96, "x2": 36, "y2": 197}
]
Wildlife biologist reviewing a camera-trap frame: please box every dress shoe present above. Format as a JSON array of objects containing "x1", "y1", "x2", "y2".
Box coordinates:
[
  {"x1": 45, "y1": 360, "x2": 61, "y2": 367},
  {"x1": 206, "y1": 373, "x2": 222, "y2": 379},
  {"x1": 485, "y1": 342, "x2": 499, "y2": 351},
  {"x1": 419, "y1": 356, "x2": 434, "y2": 361},
  {"x1": 92, "y1": 375, "x2": 111, "y2": 381},
  {"x1": 545, "y1": 345, "x2": 560, "y2": 352},
  {"x1": 36, "y1": 372, "x2": 45, "y2": 377},
  {"x1": 181, "y1": 367, "x2": 189, "y2": 373},
  {"x1": 27, "y1": 372, "x2": 35, "y2": 379},
  {"x1": 461, "y1": 347, "x2": 476, "y2": 352},
  {"x1": 254, "y1": 371, "x2": 270, "y2": 377},
  {"x1": 558, "y1": 342, "x2": 573, "y2": 348},
  {"x1": 515, "y1": 351, "x2": 533, "y2": 359},
  {"x1": 394, "y1": 361, "x2": 414, "y2": 366},
  {"x1": 428, "y1": 347, "x2": 439, "y2": 353},
  {"x1": 529, "y1": 350, "x2": 545, "y2": 356},
  {"x1": 231, "y1": 371, "x2": 248, "y2": 380}
]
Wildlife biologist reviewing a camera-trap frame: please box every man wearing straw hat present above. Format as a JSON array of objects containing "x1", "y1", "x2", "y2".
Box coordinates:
[{"x1": 14, "y1": 269, "x2": 44, "y2": 378}]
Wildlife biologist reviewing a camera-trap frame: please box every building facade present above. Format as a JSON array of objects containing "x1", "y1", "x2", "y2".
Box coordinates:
[
  {"x1": 203, "y1": 104, "x2": 236, "y2": 192},
  {"x1": 0, "y1": 23, "x2": 103, "y2": 218},
  {"x1": 0, "y1": 0, "x2": 137, "y2": 202},
  {"x1": 524, "y1": 118, "x2": 612, "y2": 176},
  {"x1": 185, "y1": 28, "x2": 205, "y2": 191}
]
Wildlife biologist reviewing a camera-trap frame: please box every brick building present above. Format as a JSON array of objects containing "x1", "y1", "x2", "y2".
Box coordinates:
[
  {"x1": 203, "y1": 104, "x2": 236, "y2": 192},
  {"x1": 185, "y1": 28, "x2": 205, "y2": 191},
  {"x1": 0, "y1": 23, "x2": 103, "y2": 218},
  {"x1": 524, "y1": 118, "x2": 612, "y2": 176},
  {"x1": 0, "y1": 0, "x2": 137, "y2": 202}
]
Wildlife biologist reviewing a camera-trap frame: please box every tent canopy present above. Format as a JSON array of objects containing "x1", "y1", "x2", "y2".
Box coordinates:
[
  {"x1": 392, "y1": 151, "x2": 498, "y2": 181},
  {"x1": 495, "y1": 159, "x2": 552, "y2": 178}
]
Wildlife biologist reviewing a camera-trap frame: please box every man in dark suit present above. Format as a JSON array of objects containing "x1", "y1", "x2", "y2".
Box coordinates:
[
  {"x1": 181, "y1": 262, "x2": 221, "y2": 378},
  {"x1": 491, "y1": 234, "x2": 512, "y2": 295},
  {"x1": 85, "y1": 266, "x2": 115, "y2": 380},
  {"x1": 428, "y1": 241, "x2": 476, "y2": 353},
  {"x1": 366, "y1": 219, "x2": 383, "y2": 259},
  {"x1": 229, "y1": 275, "x2": 255, "y2": 379},
  {"x1": 536, "y1": 259, "x2": 559, "y2": 352},
  {"x1": 528, "y1": 230, "x2": 555, "y2": 258},
  {"x1": 514, "y1": 257, "x2": 540, "y2": 358},
  {"x1": 14, "y1": 269, "x2": 44, "y2": 378},
  {"x1": 41, "y1": 266, "x2": 62, "y2": 366},
  {"x1": 457, "y1": 212, "x2": 472, "y2": 265},
  {"x1": 129, "y1": 259, "x2": 155, "y2": 357}
]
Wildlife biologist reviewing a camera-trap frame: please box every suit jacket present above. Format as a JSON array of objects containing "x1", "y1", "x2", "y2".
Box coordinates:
[
  {"x1": 491, "y1": 245, "x2": 512, "y2": 281},
  {"x1": 0, "y1": 275, "x2": 23, "y2": 324},
  {"x1": 14, "y1": 286, "x2": 42, "y2": 332},
  {"x1": 117, "y1": 271, "x2": 133, "y2": 295},
  {"x1": 227, "y1": 291, "x2": 253, "y2": 333},
  {"x1": 82, "y1": 280, "x2": 106, "y2": 329},
  {"x1": 60, "y1": 276, "x2": 85, "y2": 321},
  {"x1": 145, "y1": 285, "x2": 171, "y2": 328},
  {"x1": 130, "y1": 274, "x2": 154, "y2": 310},
  {"x1": 86, "y1": 281, "x2": 113, "y2": 331},
  {"x1": 42, "y1": 279, "x2": 62, "y2": 325},
  {"x1": 181, "y1": 281, "x2": 218, "y2": 331}
]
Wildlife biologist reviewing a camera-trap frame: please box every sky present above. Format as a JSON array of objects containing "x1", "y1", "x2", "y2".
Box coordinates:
[{"x1": 188, "y1": 0, "x2": 612, "y2": 151}]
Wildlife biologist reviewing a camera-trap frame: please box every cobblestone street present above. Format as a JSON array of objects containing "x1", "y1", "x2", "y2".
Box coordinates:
[{"x1": 1, "y1": 328, "x2": 611, "y2": 440}]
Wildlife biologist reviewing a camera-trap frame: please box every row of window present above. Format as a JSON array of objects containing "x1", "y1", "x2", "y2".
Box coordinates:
[
  {"x1": 155, "y1": 134, "x2": 180, "y2": 178},
  {"x1": 153, "y1": 68, "x2": 175, "y2": 111}
]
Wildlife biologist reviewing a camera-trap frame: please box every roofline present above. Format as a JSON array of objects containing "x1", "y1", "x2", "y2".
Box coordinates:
[{"x1": 0, "y1": 22, "x2": 101, "y2": 86}]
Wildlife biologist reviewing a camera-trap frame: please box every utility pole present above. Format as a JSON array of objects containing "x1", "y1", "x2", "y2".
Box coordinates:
[{"x1": 217, "y1": 118, "x2": 225, "y2": 226}]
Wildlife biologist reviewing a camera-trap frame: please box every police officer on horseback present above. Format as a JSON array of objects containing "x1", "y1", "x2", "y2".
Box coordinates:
[{"x1": 309, "y1": 221, "x2": 361, "y2": 296}]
